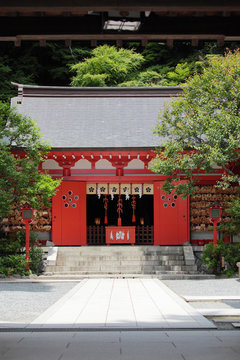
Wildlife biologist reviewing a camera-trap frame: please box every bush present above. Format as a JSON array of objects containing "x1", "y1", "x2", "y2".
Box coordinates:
[
  {"x1": 0, "y1": 257, "x2": 8, "y2": 276},
  {"x1": 0, "y1": 231, "x2": 44, "y2": 276},
  {"x1": 202, "y1": 240, "x2": 240, "y2": 275},
  {"x1": 0, "y1": 235, "x2": 22, "y2": 255},
  {"x1": 15, "y1": 231, "x2": 39, "y2": 247},
  {"x1": 29, "y1": 246, "x2": 44, "y2": 275},
  {"x1": 0, "y1": 254, "x2": 29, "y2": 276}
]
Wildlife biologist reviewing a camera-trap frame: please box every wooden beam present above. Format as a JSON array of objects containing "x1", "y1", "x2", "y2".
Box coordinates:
[
  {"x1": 15, "y1": 34, "x2": 228, "y2": 41},
  {"x1": 0, "y1": 36, "x2": 16, "y2": 42},
  {"x1": 225, "y1": 36, "x2": 240, "y2": 41},
  {"x1": 2, "y1": 33, "x2": 240, "y2": 45},
  {"x1": 2, "y1": 2, "x2": 240, "y2": 13}
]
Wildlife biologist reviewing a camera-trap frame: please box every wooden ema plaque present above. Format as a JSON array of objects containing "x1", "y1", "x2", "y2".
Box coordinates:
[{"x1": 106, "y1": 226, "x2": 135, "y2": 245}]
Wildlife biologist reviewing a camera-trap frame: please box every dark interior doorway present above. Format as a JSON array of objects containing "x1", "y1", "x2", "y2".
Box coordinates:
[{"x1": 87, "y1": 195, "x2": 153, "y2": 227}]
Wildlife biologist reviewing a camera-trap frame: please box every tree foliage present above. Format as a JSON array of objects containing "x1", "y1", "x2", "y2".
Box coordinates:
[
  {"x1": 71, "y1": 45, "x2": 144, "y2": 87},
  {"x1": 0, "y1": 102, "x2": 60, "y2": 217},
  {"x1": 0, "y1": 41, "x2": 235, "y2": 103},
  {"x1": 70, "y1": 44, "x2": 197, "y2": 88},
  {"x1": 150, "y1": 50, "x2": 240, "y2": 197},
  {"x1": 0, "y1": 43, "x2": 90, "y2": 102}
]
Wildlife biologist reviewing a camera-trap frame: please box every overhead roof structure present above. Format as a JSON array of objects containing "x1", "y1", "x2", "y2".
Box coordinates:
[
  {"x1": 11, "y1": 83, "x2": 181, "y2": 149},
  {"x1": 1, "y1": 1, "x2": 240, "y2": 47}
]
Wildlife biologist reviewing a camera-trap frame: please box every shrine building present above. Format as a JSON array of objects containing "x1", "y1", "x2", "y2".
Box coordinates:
[{"x1": 10, "y1": 83, "x2": 236, "y2": 247}]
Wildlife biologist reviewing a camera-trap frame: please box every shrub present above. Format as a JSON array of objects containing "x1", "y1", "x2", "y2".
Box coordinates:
[
  {"x1": 29, "y1": 246, "x2": 44, "y2": 275},
  {"x1": 202, "y1": 240, "x2": 240, "y2": 275},
  {"x1": 15, "y1": 231, "x2": 39, "y2": 247},
  {"x1": 0, "y1": 235, "x2": 23, "y2": 255},
  {"x1": 0, "y1": 231, "x2": 44, "y2": 276},
  {"x1": 0, "y1": 254, "x2": 29, "y2": 276}
]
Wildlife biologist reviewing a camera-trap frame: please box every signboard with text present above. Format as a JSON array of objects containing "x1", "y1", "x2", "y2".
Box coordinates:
[{"x1": 106, "y1": 226, "x2": 135, "y2": 245}]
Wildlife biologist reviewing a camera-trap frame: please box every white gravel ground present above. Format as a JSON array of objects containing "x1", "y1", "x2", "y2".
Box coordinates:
[
  {"x1": 0, "y1": 282, "x2": 77, "y2": 322},
  {"x1": 163, "y1": 278, "x2": 240, "y2": 297}
]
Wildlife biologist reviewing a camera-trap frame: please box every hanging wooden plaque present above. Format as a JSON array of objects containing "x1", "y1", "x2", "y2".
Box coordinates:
[
  {"x1": 86, "y1": 183, "x2": 97, "y2": 195},
  {"x1": 143, "y1": 183, "x2": 154, "y2": 195}
]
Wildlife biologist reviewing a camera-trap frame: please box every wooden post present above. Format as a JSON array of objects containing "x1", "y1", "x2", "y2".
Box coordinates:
[
  {"x1": 167, "y1": 39, "x2": 174, "y2": 48},
  {"x1": 213, "y1": 221, "x2": 218, "y2": 247},
  {"x1": 237, "y1": 262, "x2": 240, "y2": 278},
  {"x1": 221, "y1": 256, "x2": 225, "y2": 269},
  {"x1": 65, "y1": 39, "x2": 72, "y2": 47},
  {"x1": 25, "y1": 222, "x2": 30, "y2": 270},
  {"x1": 39, "y1": 39, "x2": 46, "y2": 47}
]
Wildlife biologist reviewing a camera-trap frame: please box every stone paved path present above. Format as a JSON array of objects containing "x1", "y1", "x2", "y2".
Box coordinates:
[
  {"x1": 27, "y1": 279, "x2": 215, "y2": 330},
  {"x1": 1, "y1": 330, "x2": 240, "y2": 360}
]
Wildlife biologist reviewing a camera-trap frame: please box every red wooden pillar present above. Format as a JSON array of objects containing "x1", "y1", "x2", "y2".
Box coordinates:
[
  {"x1": 63, "y1": 166, "x2": 71, "y2": 177},
  {"x1": 154, "y1": 181, "x2": 190, "y2": 245}
]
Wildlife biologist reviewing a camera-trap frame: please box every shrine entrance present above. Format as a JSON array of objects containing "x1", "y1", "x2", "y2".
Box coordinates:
[
  {"x1": 52, "y1": 181, "x2": 189, "y2": 246},
  {"x1": 87, "y1": 194, "x2": 154, "y2": 245}
]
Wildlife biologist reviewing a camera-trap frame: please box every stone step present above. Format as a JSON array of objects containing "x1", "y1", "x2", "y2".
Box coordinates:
[
  {"x1": 44, "y1": 268, "x2": 198, "y2": 276},
  {"x1": 44, "y1": 245, "x2": 198, "y2": 276},
  {"x1": 46, "y1": 264, "x2": 197, "y2": 273},
  {"x1": 56, "y1": 251, "x2": 185, "y2": 257},
  {"x1": 56, "y1": 254, "x2": 185, "y2": 261},
  {"x1": 45, "y1": 269, "x2": 188, "y2": 275},
  {"x1": 55, "y1": 259, "x2": 185, "y2": 266},
  {"x1": 57, "y1": 246, "x2": 184, "y2": 255},
  {"x1": 39, "y1": 273, "x2": 215, "y2": 280}
]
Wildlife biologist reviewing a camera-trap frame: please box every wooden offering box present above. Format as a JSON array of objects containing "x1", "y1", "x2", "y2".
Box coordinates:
[{"x1": 106, "y1": 226, "x2": 135, "y2": 245}]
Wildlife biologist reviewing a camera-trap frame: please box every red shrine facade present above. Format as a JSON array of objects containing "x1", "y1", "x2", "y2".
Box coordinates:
[
  {"x1": 44, "y1": 150, "x2": 190, "y2": 246},
  {"x1": 11, "y1": 84, "x2": 225, "y2": 246}
]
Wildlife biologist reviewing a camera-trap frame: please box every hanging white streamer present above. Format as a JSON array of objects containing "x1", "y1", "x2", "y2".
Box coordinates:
[
  {"x1": 125, "y1": 188, "x2": 130, "y2": 200},
  {"x1": 97, "y1": 187, "x2": 101, "y2": 199},
  {"x1": 111, "y1": 189, "x2": 114, "y2": 200}
]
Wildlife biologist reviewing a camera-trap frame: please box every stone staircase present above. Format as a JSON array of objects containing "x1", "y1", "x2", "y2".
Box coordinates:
[{"x1": 43, "y1": 245, "x2": 199, "y2": 279}]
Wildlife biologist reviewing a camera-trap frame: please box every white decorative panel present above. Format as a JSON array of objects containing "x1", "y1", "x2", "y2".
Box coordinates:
[
  {"x1": 73, "y1": 159, "x2": 91, "y2": 169},
  {"x1": 95, "y1": 159, "x2": 115, "y2": 169},
  {"x1": 42, "y1": 159, "x2": 61, "y2": 170},
  {"x1": 125, "y1": 159, "x2": 145, "y2": 169}
]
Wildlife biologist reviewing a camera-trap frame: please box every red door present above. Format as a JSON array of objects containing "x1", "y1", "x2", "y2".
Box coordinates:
[
  {"x1": 52, "y1": 181, "x2": 86, "y2": 245},
  {"x1": 154, "y1": 181, "x2": 189, "y2": 245}
]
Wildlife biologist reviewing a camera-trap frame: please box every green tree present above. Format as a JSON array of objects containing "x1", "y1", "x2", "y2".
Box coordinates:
[
  {"x1": 0, "y1": 43, "x2": 91, "y2": 103},
  {"x1": 150, "y1": 50, "x2": 240, "y2": 197},
  {"x1": 0, "y1": 102, "x2": 60, "y2": 217},
  {"x1": 71, "y1": 45, "x2": 144, "y2": 87}
]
